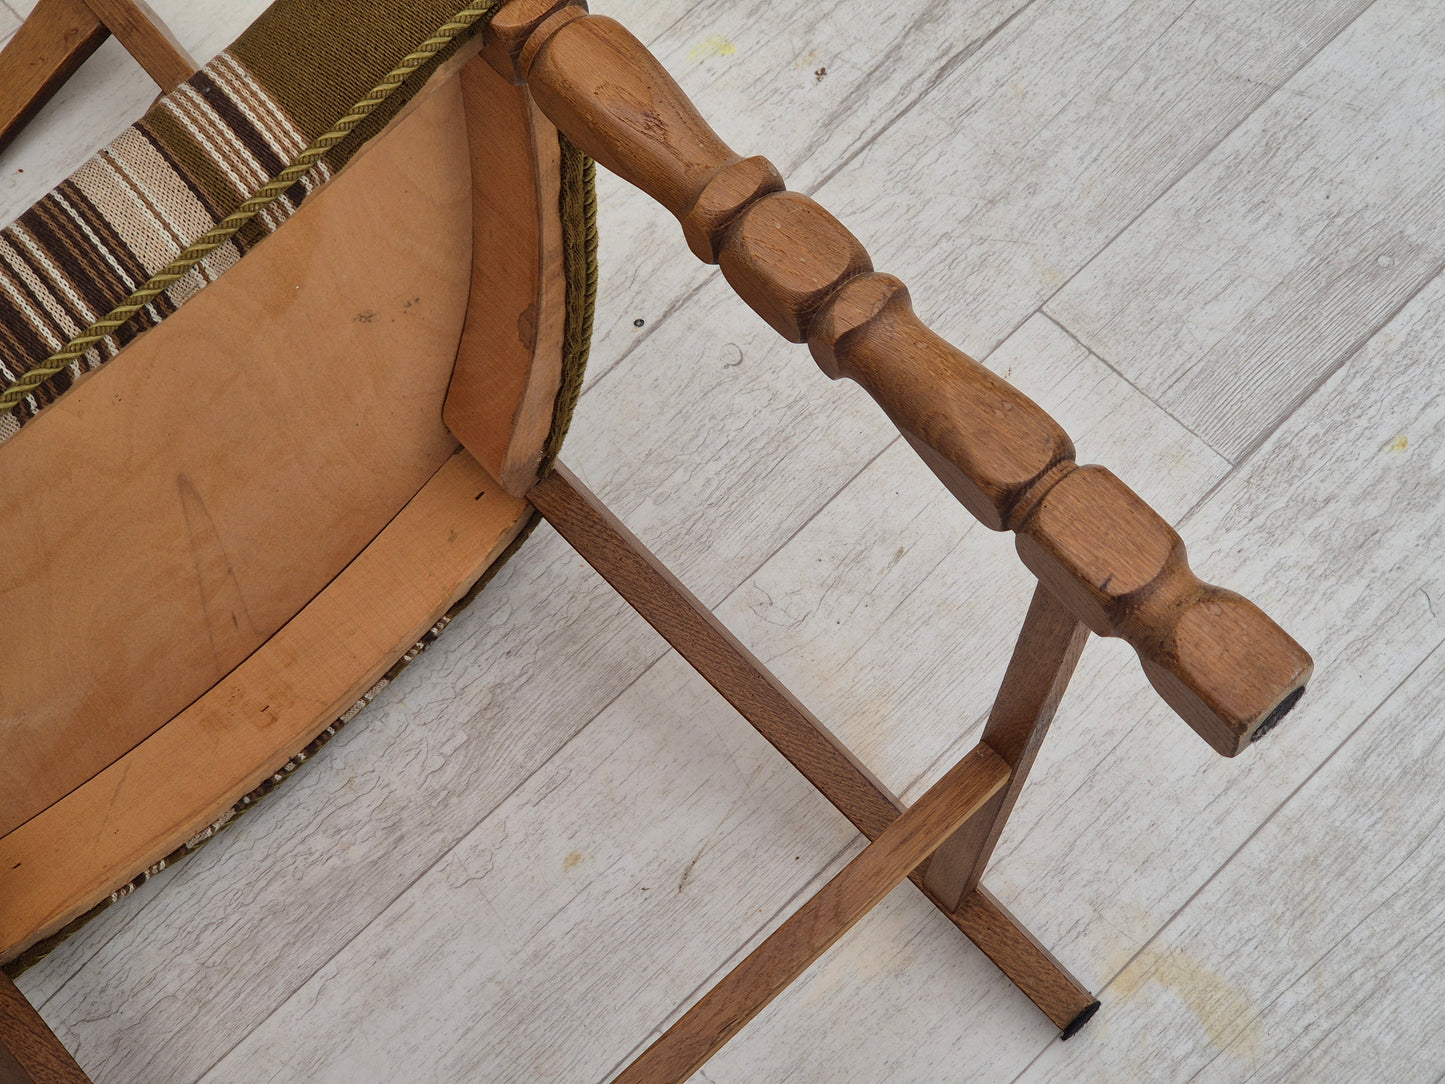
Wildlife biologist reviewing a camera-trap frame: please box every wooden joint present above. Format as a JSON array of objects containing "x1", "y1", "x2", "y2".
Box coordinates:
[
  {"x1": 1, "y1": 971, "x2": 92, "y2": 1083},
  {"x1": 718, "y1": 191, "x2": 872, "y2": 342},
  {"x1": 682, "y1": 155, "x2": 784, "y2": 264},
  {"x1": 83, "y1": 0, "x2": 196, "y2": 92},
  {"x1": 482, "y1": 0, "x2": 586, "y2": 83},
  {"x1": 615, "y1": 743, "x2": 1010, "y2": 1083}
]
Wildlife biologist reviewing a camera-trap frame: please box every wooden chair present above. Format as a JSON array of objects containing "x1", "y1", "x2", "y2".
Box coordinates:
[{"x1": 0, "y1": 1, "x2": 1312, "y2": 1080}]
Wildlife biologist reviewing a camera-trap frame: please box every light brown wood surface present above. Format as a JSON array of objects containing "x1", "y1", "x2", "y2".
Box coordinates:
[
  {"x1": 0, "y1": 0, "x2": 195, "y2": 157},
  {"x1": 0, "y1": 79, "x2": 473, "y2": 838},
  {"x1": 442, "y1": 57, "x2": 567, "y2": 496},
  {"x1": 0, "y1": 450, "x2": 528, "y2": 964},
  {"x1": 81, "y1": 0, "x2": 194, "y2": 91},
  {"x1": 0, "y1": 0, "x2": 107, "y2": 155},
  {"x1": 615, "y1": 742, "x2": 1010, "y2": 1084}
]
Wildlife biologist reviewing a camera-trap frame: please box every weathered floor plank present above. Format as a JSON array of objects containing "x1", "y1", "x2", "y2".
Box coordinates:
[
  {"x1": 1022, "y1": 647, "x2": 1445, "y2": 1083},
  {"x1": 582, "y1": 0, "x2": 1035, "y2": 374},
  {"x1": 1047, "y1": 0, "x2": 1445, "y2": 461},
  {"x1": 806, "y1": 0, "x2": 1372, "y2": 361}
]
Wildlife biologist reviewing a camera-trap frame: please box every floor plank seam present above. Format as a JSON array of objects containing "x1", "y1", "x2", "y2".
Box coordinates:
[
  {"x1": 804, "y1": 0, "x2": 1041, "y2": 198},
  {"x1": 1184, "y1": 842, "x2": 1445, "y2": 1084},
  {"x1": 181, "y1": 587, "x2": 682, "y2": 1084},
  {"x1": 1033, "y1": 0, "x2": 1380, "y2": 325},
  {"x1": 181, "y1": 432, "x2": 894, "y2": 1081},
  {"x1": 582, "y1": 0, "x2": 1044, "y2": 397},
  {"x1": 577, "y1": 269, "x2": 714, "y2": 394},
  {"x1": 1036, "y1": 310, "x2": 1224, "y2": 464},
  {"x1": 599, "y1": 837, "x2": 862, "y2": 1083},
  {"x1": 1209, "y1": 251, "x2": 1445, "y2": 475},
  {"x1": 1176, "y1": 255, "x2": 1445, "y2": 534}
]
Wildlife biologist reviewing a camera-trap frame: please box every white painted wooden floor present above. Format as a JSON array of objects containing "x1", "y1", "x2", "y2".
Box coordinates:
[{"x1": 5, "y1": 0, "x2": 1444, "y2": 1080}]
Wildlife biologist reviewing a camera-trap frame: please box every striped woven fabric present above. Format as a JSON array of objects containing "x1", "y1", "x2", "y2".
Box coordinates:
[
  {"x1": 0, "y1": 0, "x2": 511, "y2": 446},
  {"x1": 0, "y1": 51, "x2": 331, "y2": 444}
]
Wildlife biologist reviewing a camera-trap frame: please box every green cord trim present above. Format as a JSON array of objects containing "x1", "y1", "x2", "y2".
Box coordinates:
[{"x1": 0, "y1": 0, "x2": 502, "y2": 419}]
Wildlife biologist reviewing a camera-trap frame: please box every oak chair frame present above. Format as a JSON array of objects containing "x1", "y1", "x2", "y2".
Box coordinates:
[{"x1": 0, "y1": 1, "x2": 1313, "y2": 1080}]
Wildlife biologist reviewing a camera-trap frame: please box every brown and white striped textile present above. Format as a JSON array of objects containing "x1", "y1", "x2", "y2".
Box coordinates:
[{"x1": 0, "y1": 49, "x2": 330, "y2": 445}]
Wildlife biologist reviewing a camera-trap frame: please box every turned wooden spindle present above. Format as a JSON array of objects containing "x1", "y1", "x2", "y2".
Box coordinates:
[{"x1": 493, "y1": 3, "x2": 1313, "y2": 756}]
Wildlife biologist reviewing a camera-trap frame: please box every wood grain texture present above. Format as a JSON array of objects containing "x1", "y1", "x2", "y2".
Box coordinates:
[
  {"x1": 946, "y1": 887, "x2": 1097, "y2": 1035},
  {"x1": 14, "y1": 306, "x2": 1224, "y2": 1082},
  {"x1": 924, "y1": 585, "x2": 1087, "y2": 910},
  {"x1": 0, "y1": 80, "x2": 471, "y2": 839},
  {"x1": 719, "y1": 191, "x2": 871, "y2": 341},
  {"x1": 0, "y1": 973, "x2": 89, "y2": 1084},
  {"x1": 616, "y1": 743, "x2": 1009, "y2": 1084},
  {"x1": 82, "y1": 0, "x2": 193, "y2": 91},
  {"x1": 523, "y1": 13, "x2": 739, "y2": 228},
  {"x1": 194, "y1": 647, "x2": 872, "y2": 1083},
  {"x1": 442, "y1": 57, "x2": 567, "y2": 495},
  {"x1": 0, "y1": 0, "x2": 105, "y2": 155},
  {"x1": 954, "y1": 268, "x2": 1445, "y2": 1070},
  {"x1": 529, "y1": 461, "x2": 904, "y2": 841},
  {"x1": 1047, "y1": 0, "x2": 1445, "y2": 461}
]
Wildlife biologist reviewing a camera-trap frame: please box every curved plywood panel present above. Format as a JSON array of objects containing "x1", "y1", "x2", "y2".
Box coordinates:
[
  {"x1": 0, "y1": 450, "x2": 529, "y2": 963},
  {"x1": 0, "y1": 79, "x2": 473, "y2": 836}
]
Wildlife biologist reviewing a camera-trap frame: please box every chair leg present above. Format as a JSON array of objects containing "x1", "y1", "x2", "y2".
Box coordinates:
[
  {"x1": 0, "y1": 0, "x2": 108, "y2": 155},
  {"x1": 923, "y1": 583, "x2": 1088, "y2": 910},
  {"x1": 0, "y1": 971, "x2": 91, "y2": 1084},
  {"x1": 942, "y1": 887, "x2": 1098, "y2": 1035},
  {"x1": 613, "y1": 744, "x2": 1011, "y2": 1084},
  {"x1": 0, "y1": 0, "x2": 194, "y2": 156},
  {"x1": 82, "y1": 0, "x2": 194, "y2": 92}
]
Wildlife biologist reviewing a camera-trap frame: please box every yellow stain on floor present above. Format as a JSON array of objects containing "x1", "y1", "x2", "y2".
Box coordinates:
[
  {"x1": 1384, "y1": 432, "x2": 1409, "y2": 454},
  {"x1": 563, "y1": 850, "x2": 587, "y2": 872},
  {"x1": 688, "y1": 34, "x2": 737, "y2": 63},
  {"x1": 1115, "y1": 944, "x2": 1260, "y2": 1058}
]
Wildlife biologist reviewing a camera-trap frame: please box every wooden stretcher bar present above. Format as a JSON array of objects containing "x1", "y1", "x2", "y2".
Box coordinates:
[
  {"x1": 0, "y1": 0, "x2": 195, "y2": 154},
  {"x1": 0, "y1": 972, "x2": 88, "y2": 1084},
  {"x1": 529, "y1": 464, "x2": 1100, "y2": 1031}
]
